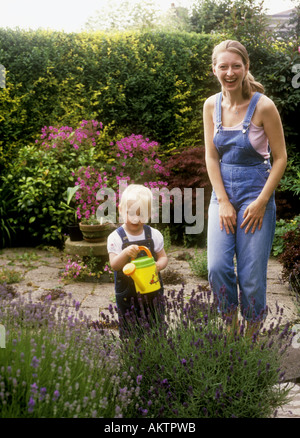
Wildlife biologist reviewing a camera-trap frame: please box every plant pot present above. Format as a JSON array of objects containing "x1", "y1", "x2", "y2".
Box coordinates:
[
  {"x1": 79, "y1": 222, "x2": 112, "y2": 243},
  {"x1": 68, "y1": 224, "x2": 83, "y2": 241}
]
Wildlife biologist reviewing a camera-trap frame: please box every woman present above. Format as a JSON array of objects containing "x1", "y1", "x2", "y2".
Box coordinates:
[{"x1": 203, "y1": 40, "x2": 287, "y2": 322}]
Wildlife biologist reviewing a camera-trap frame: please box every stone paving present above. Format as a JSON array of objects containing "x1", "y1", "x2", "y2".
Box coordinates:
[{"x1": 0, "y1": 245, "x2": 299, "y2": 417}]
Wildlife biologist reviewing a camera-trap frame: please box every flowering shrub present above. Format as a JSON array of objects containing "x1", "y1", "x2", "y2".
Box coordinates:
[
  {"x1": 0, "y1": 285, "x2": 126, "y2": 418},
  {"x1": 279, "y1": 224, "x2": 300, "y2": 295},
  {"x1": 59, "y1": 258, "x2": 93, "y2": 283},
  {"x1": 37, "y1": 120, "x2": 103, "y2": 155},
  {"x1": 72, "y1": 134, "x2": 169, "y2": 223},
  {"x1": 99, "y1": 287, "x2": 293, "y2": 418},
  {"x1": 60, "y1": 255, "x2": 114, "y2": 284},
  {"x1": 111, "y1": 134, "x2": 169, "y2": 183},
  {"x1": 0, "y1": 282, "x2": 293, "y2": 418}
]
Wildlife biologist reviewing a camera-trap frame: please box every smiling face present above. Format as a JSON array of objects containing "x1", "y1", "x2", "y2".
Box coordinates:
[{"x1": 213, "y1": 50, "x2": 249, "y2": 93}]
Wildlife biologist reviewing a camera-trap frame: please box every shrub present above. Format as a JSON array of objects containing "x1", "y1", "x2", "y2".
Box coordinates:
[
  {"x1": 279, "y1": 224, "x2": 300, "y2": 295},
  {"x1": 0, "y1": 282, "x2": 293, "y2": 418},
  {"x1": 0, "y1": 285, "x2": 125, "y2": 418},
  {"x1": 272, "y1": 215, "x2": 300, "y2": 257},
  {"x1": 108, "y1": 287, "x2": 293, "y2": 418},
  {"x1": 164, "y1": 146, "x2": 211, "y2": 245},
  {"x1": 0, "y1": 29, "x2": 221, "y2": 167},
  {"x1": 188, "y1": 248, "x2": 208, "y2": 279}
]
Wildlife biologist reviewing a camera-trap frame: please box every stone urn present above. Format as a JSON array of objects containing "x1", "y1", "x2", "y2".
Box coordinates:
[{"x1": 79, "y1": 222, "x2": 113, "y2": 243}]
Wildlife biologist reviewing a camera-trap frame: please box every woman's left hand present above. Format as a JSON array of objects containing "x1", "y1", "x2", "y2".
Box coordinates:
[{"x1": 240, "y1": 199, "x2": 267, "y2": 234}]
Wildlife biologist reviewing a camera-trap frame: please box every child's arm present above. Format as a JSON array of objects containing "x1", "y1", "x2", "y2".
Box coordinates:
[
  {"x1": 155, "y1": 248, "x2": 168, "y2": 273},
  {"x1": 109, "y1": 244, "x2": 140, "y2": 271}
]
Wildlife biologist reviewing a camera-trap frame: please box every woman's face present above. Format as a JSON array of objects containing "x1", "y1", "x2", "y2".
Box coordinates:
[{"x1": 213, "y1": 50, "x2": 248, "y2": 93}]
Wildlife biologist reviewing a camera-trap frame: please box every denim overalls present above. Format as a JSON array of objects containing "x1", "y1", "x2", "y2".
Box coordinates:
[
  {"x1": 207, "y1": 92, "x2": 276, "y2": 320},
  {"x1": 114, "y1": 225, "x2": 164, "y2": 323}
]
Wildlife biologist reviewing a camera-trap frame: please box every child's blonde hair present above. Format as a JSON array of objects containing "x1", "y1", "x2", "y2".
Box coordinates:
[{"x1": 119, "y1": 184, "x2": 152, "y2": 222}]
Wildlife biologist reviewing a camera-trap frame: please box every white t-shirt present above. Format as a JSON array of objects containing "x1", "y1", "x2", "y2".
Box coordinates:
[{"x1": 107, "y1": 225, "x2": 164, "y2": 255}]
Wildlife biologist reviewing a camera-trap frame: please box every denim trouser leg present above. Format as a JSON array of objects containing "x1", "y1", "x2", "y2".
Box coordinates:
[
  {"x1": 207, "y1": 198, "x2": 276, "y2": 319},
  {"x1": 235, "y1": 203, "x2": 276, "y2": 319},
  {"x1": 207, "y1": 202, "x2": 238, "y2": 312}
]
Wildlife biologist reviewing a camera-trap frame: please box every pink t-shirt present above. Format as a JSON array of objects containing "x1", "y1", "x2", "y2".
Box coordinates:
[{"x1": 213, "y1": 110, "x2": 270, "y2": 159}]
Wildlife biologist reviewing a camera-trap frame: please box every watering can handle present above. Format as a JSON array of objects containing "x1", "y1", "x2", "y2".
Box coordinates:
[{"x1": 131, "y1": 245, "x2": 152, "y2": 260}]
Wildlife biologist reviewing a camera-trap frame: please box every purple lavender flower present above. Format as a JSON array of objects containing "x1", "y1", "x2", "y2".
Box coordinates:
[
  {"x1": 52, "y1": 390, "x2": 60, "y2": 401},
  {"x1": 30, "y1": 356, "x2": 40, "y2": 369},
  {"x1": 28, "y1": 397, "x2": 35, "y2": 413}
]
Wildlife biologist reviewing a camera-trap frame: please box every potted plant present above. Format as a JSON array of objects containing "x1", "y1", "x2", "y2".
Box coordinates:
[
  {"x1": 60, "y1": 185, "x2": 83, "y2": 241},
  {"x1": 79, "y1": 214, "x2": 114, "y2": 243}
]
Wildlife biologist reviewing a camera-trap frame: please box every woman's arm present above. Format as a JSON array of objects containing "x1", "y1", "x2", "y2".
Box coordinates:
[
  {"x1": 240, "y1": 96, "x2": 287, "y2": 233},
  {"x1": 203, "y1": 96, "x2": 237, "y2": 234}
]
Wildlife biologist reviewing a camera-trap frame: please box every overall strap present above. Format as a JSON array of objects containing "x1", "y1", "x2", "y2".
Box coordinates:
[
  {"x1": 116, "y1": 226, "x2": 129, "y2": 244},
  {"x1": 242, "y1": 92, "x2": 262, "y2": 132},
  {"x1": 143, "y1": 224, "x2": 152, "y2": 240},
  {"x1": 215, "y1": 92, "x2": 223, "y2": 131},
  {"x1": 116, "y1": 225, "x2": 152, "y2": 246}
]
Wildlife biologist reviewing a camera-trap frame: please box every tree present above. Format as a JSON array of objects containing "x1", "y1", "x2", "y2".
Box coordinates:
[
  {"x1": 190, "y1": 0, "x2": 269, "y2": 45},
  {"x1": 84, "y1": 0, "x2": 191, "y2": 33}
]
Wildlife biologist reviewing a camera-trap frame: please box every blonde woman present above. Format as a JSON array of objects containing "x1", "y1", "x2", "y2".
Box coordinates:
[{"x1": 203, "y1": 40, "x2": 287, "y2": 322}]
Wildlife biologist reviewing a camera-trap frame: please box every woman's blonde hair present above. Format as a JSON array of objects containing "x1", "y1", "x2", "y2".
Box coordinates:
[
  {"x1": 119, "y1": 184, "x2": 152, "y2": 222},
  {"x1": 212, "y1": 40, "x2": 264, "y2": 99}
]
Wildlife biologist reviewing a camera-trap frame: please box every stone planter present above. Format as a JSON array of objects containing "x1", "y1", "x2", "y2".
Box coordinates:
[{"x1": 79, "y1": 222, "x2": 113, "y2": 243}]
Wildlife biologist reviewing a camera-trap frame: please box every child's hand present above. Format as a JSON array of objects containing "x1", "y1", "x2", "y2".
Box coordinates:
[{"x1": 125, "y1": 245, "x2": 140, "y2": 259}]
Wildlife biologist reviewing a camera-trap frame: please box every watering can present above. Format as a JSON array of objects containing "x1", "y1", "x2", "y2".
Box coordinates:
[{"x1": 123, "y1": 245, "x2": 161, "y2": 294}]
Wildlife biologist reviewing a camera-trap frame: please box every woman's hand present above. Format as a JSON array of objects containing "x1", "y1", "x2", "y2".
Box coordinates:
[
  {"x1": 240, "y1": 199, "x2": 267, "y2": 234},
  {"x1": 219, "y1": 200, "x2": 237, "y2": 234}
]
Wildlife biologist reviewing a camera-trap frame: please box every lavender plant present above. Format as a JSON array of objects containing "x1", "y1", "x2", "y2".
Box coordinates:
[
  {"x1": 0, "y1": 282, "x2": 293, "y2": 418},
  {"x1": 0, "y1": 284, "x2": 130, "y2": 418},
  {"x1": 110, "y1": 287, "x2": 293, "y2": 418}
]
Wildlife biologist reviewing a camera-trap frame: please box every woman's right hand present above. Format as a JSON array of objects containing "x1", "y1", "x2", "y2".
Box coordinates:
[{"x1": 219, "y1": 200, "x2": 237, "y2": 234}]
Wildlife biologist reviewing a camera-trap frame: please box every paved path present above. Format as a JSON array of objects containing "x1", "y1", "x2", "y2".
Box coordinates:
[{"x1": 0, "y1": 246, "x2": 299, "y2": 417}]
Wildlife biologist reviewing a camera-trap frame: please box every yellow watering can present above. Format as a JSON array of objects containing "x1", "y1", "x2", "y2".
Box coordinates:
[{"x1": 123, "y1": 245, "x2": 161, "y2": 294}]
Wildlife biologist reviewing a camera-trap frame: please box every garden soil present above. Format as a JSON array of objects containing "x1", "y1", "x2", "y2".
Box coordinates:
[{"x1": 0, "y1": 245, "x2": 299, "y2": 418}]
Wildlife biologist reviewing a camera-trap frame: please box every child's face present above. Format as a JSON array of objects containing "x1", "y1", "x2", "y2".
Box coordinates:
[{"x1": 121, "y1": 200, "x2": 148, "y2": 234}]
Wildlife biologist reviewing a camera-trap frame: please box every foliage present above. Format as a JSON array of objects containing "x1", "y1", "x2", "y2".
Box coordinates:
[
  {"x1": 1, "y1": 117, "x2": 170, "y2": 247},
  {"x1": 279, "y1": 224, "x2": 300, "y2": 295},
  {"x1": 105, "y1": 287, "x2": 293, "y2": 418},
  {"x1": 272, "y1": 215, "x2": 300, "y2": 257},
  {"x1": 163, "y1": 146, "x2": 211, "y2": 245},
  {"x1": 188, "y1": 248, "x2": 208, "y2": 278},
  {"x1": 0, "y1": 268, "x2": 23, "y2": 284},
  {"x1": 190, "y1": 0, "x2": 269, "y2": 43},
  {"x1": 0, "y1": 29, "x2": 221, "y2": 167},
  {"x1": 72, "y1": 133, "x2": 169, "y2": 224},
  {"x1": 0, "y1": 120, "x2": 105, "y2": 247},
  {"x1": 60, "y1": 254, "x2": 114, "y2": 283},
  {"x1": 0, "y1": 184, "x2": 17, "y2": 249},
  {"x1": 0, "y1": 286, "x2": 123, "y2": 418},
  {"x1": 0, "y1": 276, "x2": 294, "y2": 418}
]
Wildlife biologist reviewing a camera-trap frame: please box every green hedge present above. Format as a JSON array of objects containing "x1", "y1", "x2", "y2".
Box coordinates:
[{"x1": 0, "y1": 29, "x2": 222, "y2": 166}]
